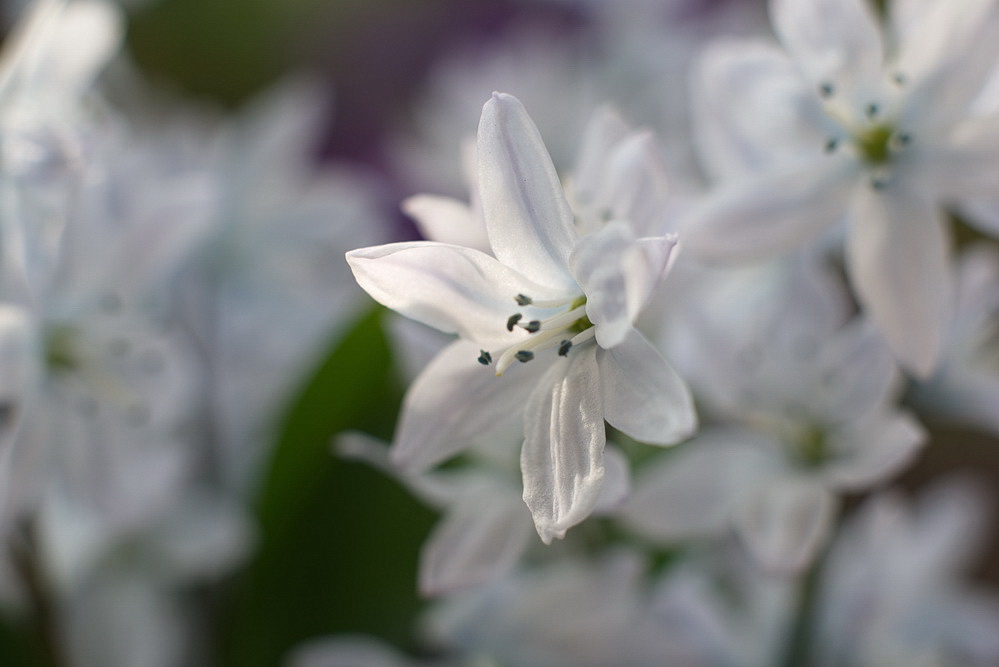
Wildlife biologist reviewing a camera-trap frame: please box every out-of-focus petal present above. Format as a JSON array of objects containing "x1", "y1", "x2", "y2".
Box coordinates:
[
  {"x1": 597, "y1": 328, "x2": 696, "y2": 446},
  {"x1": 521, "y1": 348, "x2": 605, "y2": 544},
  {"x1": 681, "y1": 156, "x2": 857, "y2": 261},
  {"x1": 401, "y1": 194, "x2": 489, "y2": 252},
  {"x1": 735, "y1": 475, "x2": 837, "y2": 574},
  {"x1": 593, "y1": 443, "x2": 630, "y2": 514},
  {"x1": 477, "y1": 93, "x2": 578, "y2": 291},
  {"x1": 845, "y1": 183, "x2": 950, "y2": 378},
  {"x1": 822, "y1": 410, "x2": 926, "y2": 491}
]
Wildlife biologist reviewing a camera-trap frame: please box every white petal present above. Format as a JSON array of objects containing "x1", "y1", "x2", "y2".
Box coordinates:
[
  {"x1": 925, "y1": 115, "x2": 999, "y2": 201},
  {"x1": 736, "y1": 475, "x2": 837, "y2": 574},
  {"x1": 845, "y1": 183, "x2": 951, "y2": 377},
  {"x1": 570, "y1": 222, "x2": 675, "y2": 348},
  {"x1": 593, "y1": 444, "x2": 630, "y2": 514},
  {"x1": 346, "y1": 241, "x2": 566, "y2": 348},
  {"x1": 822, "y1": 410, "x2": 926, "y2": 491},
  {"x1": 681, "y1": 156, "x2": 857, "y2": 261},
  {"x1": 572, "y1": 105, "x2": 632, "y2": 206},
  {"x1": 593, "y1": 131, "x2": 671, "y2": 237},
  {"x1": 621, "y1": 430, "x2": 773, "y2": 541},
  {"x1": 391, "y1": 340, "x2": 544, "y2": 471},
  {"x1": 814, "y1": 318, "x2": 899, "y2": 423},
  {"x1": 401, "y1": 194, "x2": 489, "y2": 251},
  {"x1": 477, "y1": 93, "x2": 578, "y2": 290},
  {"x1": 521, "y1": 347, "x2": 605, "y2": 544},
  {"x1": 769, "y1": 0, "x2": 884, "y2": 103},
  {"x1": 694, "y1": 39, "x2": 833, "y2": 181},
  {"x1": 597, "y1": 328, "x2": 696, "y2": 446},
  {"x1": 419, "y1": 489, "x2": 534, "y2": 596}
]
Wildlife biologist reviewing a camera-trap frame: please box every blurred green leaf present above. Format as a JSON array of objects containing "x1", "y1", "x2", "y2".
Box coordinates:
[{"x1": 220, "y1": 306, "x2": 437, "y2": 667}]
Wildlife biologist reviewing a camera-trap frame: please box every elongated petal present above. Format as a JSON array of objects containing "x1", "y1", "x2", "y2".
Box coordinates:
[
  {"x1": 593, "y1": 131, "x2": 672, "y2": 237},
  {"x1": 571, "y1": 222, "x2": 675, "y2": 348},
  {"x1": 770, "y1": 0, "x2": 884, "y2": 104},
  {"x1": 419, "y1": 488, "x2": 534, "y2": 596},
  {"x1": 401, "y1": 194, "x2": 489, "y2": 251},
  {"x1": 681, "y1": 156, "x2": 857, "y2": 261},
  {"x1": 736, "y1": 475, "x2": 837, "y2": 574},
  {"x1": 593, "y1": 444, "x2": 630, "y2": 514},
  {"x1": 598, "y1": 328, "x2": 696, "y2": 446},
  {"x1": 814, "y1": 319, "x2": 899, "y2": 423},
  {"x1": 925, "y1": 115, "x2": 999, "y2": 201},
  {"x1": 477, "y1": 93, "x2": 578, "y2": 290},
  {"x1": 392, "y1": 340, "x2": 544, "y2": 471},
  {"x1": 822, "y1": 410, "x2": 926, "y2": 491},
  {"x1": 346, "y1": 241, "x2": 566, "y2": 349},
  {"x1": 845, "y1": 183, "x2": 950, "y2": 377},
  {"x1": 572, "y1": 106, "x2": 631, "y2": 206},
  {"x1": 521, "y1": 347, "x2": 605, "y2": 544}
]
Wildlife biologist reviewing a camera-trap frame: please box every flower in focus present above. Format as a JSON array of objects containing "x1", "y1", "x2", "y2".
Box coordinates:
[{"x1": 348, "y1": 92, "x2": 695, "y2": 543}]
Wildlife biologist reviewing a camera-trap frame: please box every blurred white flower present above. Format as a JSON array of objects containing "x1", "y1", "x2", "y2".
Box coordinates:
[{"x1": 684, "y1": 0, "x2": 999, "y2": 376}]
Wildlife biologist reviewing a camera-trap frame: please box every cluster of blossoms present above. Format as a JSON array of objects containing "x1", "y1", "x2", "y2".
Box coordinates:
[
  {"x1": 331, "y1": 0, "x2": 999, "y2": 664},
  {"x1": 1, "y1": 0, "x2": 999, "y2": 665}
]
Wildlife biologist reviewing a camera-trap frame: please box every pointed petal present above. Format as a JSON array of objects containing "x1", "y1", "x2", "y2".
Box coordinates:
[
  {"x1": 572, "y1": 105, "x2": 632, "y2": 205},
  {"x1": 571, "y1": 222, "x2": 676, "y2": 348},
  {"x1": 419, "y1": 489, "x2": 534, "y2": 596},
  {"x1": 770, "y1": 0, "x2": 884, "y2": 103},
  {"x1": 391, "y1": 340, "x2": 544, "y2": 471},
  {"x1": 924, "y1": 115, "x2": 999, "y2": 201},
  {"x1": 814, "y1": 319, "x2": 899, "y2": 423},
  {"x1": 736, "y1": 476, "x2": 837, "y2": 574},
  {"x1": 477, "y1": 93, "x2": 578, "y2": 290},
  {"x1": 346, "y1": 241, "x2": 566, "y2": 348},
  {"x1": 521, "y1": 347, "x2": 605, "y2": 544},
  {"x1": 401, "y1": 194, "x2": 489, "y2": 251},
  {"x1": 845, "y1": 184, "x2": 950, "y2": 377},
  {"x1": 822, "y1": 410, "x2": 926, "y2": 491},
  {"x1": 681, "y1": 156, "x2": 857, "y2": 261},
  {"x1": 598, "y1": 328, "x2": 696, "y2": 446}
]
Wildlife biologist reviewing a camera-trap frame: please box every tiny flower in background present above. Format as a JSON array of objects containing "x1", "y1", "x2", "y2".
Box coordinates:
[{"x1": 348, "y1": 92, "x2": 696, "y2": 543}]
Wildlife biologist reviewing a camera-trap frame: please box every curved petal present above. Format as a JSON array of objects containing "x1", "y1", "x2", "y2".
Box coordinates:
[
  {"x1": 419, "y1": 489, "x2": 534, "y2": 596},
  {"x1": 391, "y1": 340, "x2": 544, "y2": 471},
  {"x1": 521, "y1": 347, "x2": 605, "y2": 544},
  {"x1": 815, "y1": 318, "x2": 899, "y2": 423},
  {"x1": 594, "y1": 131, "x2": 671, "y2": 237},
  {"x1": 593, "y1": 443, "x2": 630, "y2": 514},
  {"x1": 681, "y1": 156, "x2": 857, "y2": 261},
  {"x1": 571, "y1": 105, "x2": 631, "y2": 206},
  {"x1": 477, "y1": 93, "x2": 578, "y2": 291},
  {"x1": 736, "y1": 475, "x2": 837, "y2": 574},
  {"x1": 597, "y1": 328, "x2": 697, "y2": 446},
  {"x1": 346, "y1": 241, "x2": 567, "y2": 349},
  {"x1": 694, "y1": 39, "x2": 833, "y2": 181},
  {"x1": 924, "y1": 115, "x2": 999, "y2": 201},
  {"x1": 571, "y1": 222, "x2": 676, "y2": 348},
  {"x1": 401, "y1": 194, "x2": 488, "y2": 251},
  {"x1": 770, "y1": 0, "x2": 884, "y2": 103},
  {"x1": 822, "y1": 410, "x2": 926, "y2": 491},
  {"x1": 845, "y1": 183, "x2": 951, "y2": 378}
]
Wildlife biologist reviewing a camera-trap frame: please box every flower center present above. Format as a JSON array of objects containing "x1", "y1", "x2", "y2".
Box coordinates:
[{"x1": 477, "y1": 293, "x2": 595, "y2": 375}]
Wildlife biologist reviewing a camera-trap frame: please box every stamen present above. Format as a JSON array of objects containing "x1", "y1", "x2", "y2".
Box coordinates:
[
  {"x1": 894, "y1": 132, "x2": 911, "y2": 146},
  {"x1": 515, "y1": 350, "x2": 534, "y2": 363},
  {"x1": 494, "y1": 327, "x2": 576, "y2": 375},
  {"x1": 824, "y1": 138, "x2": 838, "y2": 153},
  {"x1": 558, "y1": 340, "x2": 572, "y2": 356},
  {"x1": 506, "y1": 313, "x2": 522, "y2": 331},
  {"x1": 893, "y1": 72, "x2": 906, "y2": 85},
  {"x1": 478, "y1": 350, "x2": 492, "y2": 365},
  {"x1": 819, "y1": 82, "x2": 834, "y2": 98},
  {"x1": 866, "y1": 103, "x2": 879, "y2": 119},
  {"x1": 515, "y1": 294, "x2": 532, "y2": 306},
  {"x1": 568, "y1": 328, "x2": 596, "y2": 348},
  {"x1": 522, "y1": 320, "x2": 541, "y2": 333},
  {"x1": 539, "y1": 305, "x2": 588, "y2": 333}
]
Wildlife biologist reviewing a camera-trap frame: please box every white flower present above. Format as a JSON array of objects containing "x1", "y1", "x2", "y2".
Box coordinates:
[
  {"x1": 684, "y1": 0, "x2": 999, "y2": 377},
  {"x1": 348, "y1": 92, "x2": 695, "y2": 543}
]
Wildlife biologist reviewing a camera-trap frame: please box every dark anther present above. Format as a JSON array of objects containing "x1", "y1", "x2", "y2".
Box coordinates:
[
  {"x1": 478, "y1": 350, "x2": 492, "y2": 365},
  {"x1": 893, "y1": 72, "x2": 906, "y2": 85},
  {"x1": 871, "y1": 176, "x2": 887, "y2": 190},
  {"x1": 515, "y1": 350, "x2": 534, "y2": 363},
  {"x1": 866, "y1": 103, "x2": 879, "y2": 119},
  {"x1": 819, "y1": 82, "x2": 834, "y2": 98},
  {"x1": 896, "y1": 132, "x2": 911, "y2": 146},
  {"x1": 506, "y1": 313, "x2": 522, "y2": 331},
  {"x1": 524, "y1": 320, "x2": 541, "y2": 333},
  {"x1": 558, "y1": 340, "x2": 572, "y2": 356},
  {"x1": 515, "y1": 294, "x2": 532, "y2": 306},
  {"x1": 824, "y1": 138, "x2": 838, "y2": 153}
]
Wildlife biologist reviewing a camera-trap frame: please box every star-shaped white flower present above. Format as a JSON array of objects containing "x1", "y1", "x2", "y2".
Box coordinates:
[
  {"x1": 684, "y1": 0, "x2": 999, "y2": 377},
  {"x1": 348, "y1": 93, "x2": 696, "y2": 543}
]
